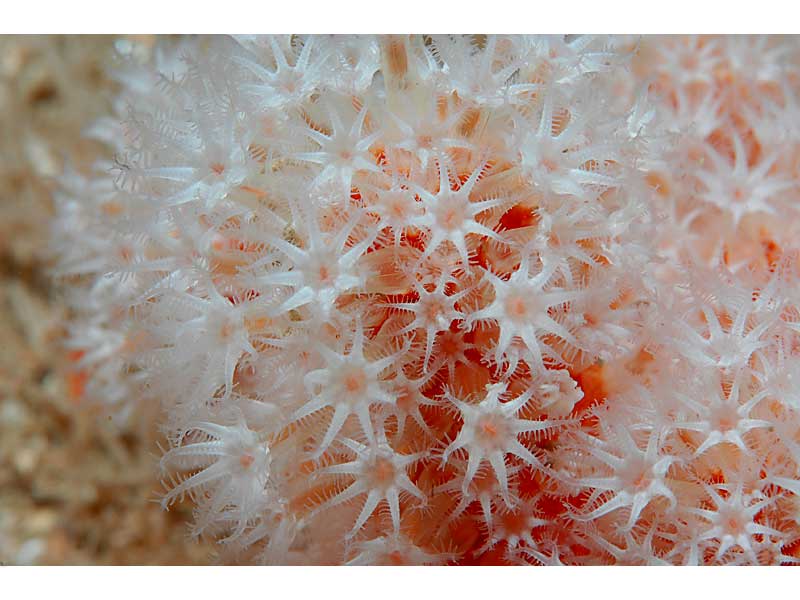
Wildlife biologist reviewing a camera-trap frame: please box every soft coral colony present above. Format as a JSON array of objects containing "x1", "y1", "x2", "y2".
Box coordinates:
[{"x1": 53, "y1": 35, "x2": 800, "y2": 565}]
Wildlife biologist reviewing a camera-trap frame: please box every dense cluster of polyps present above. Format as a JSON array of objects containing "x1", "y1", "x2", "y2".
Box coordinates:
[{"x1": 54, "y1": 35, "x2": 800, "y2": 564}]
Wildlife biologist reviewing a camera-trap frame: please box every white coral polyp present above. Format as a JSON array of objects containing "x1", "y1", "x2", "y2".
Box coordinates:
[{"x1": 161, "y1": 421, "x2": 272, "y2": 540}]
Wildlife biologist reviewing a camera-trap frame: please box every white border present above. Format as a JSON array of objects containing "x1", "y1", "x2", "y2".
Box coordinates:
[
  {"x1": 2, "y1": 0, "x2": 798, "y2": 34},
  {"x1": 2, "y1": 566, "x2": 799, "y2": 599}
]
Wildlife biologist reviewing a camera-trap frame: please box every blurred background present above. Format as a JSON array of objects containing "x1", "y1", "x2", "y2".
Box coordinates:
[{"x1": 0, "y1": 35, "x2": 212, "y2": 565}]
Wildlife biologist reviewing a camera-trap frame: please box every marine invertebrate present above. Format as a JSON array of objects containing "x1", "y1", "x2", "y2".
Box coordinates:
[{"x1": 54, "y1": 34, "x2": 800, "y2": 565}]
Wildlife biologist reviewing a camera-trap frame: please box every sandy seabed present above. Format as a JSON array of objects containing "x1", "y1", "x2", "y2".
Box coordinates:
[{"x1": 0, "y1": 35, "x2": 213, "y2": 566}]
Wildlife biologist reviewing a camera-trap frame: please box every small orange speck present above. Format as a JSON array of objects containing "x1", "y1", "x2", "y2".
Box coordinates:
[
  {"x1": 506, "y1": 296, "x2": 528, "y2": 318},
  {"x1": 67, "y1": 370, "x2": 88, "y2": 402},
  {"x1": 102, "y1": 201, "x2": 124, "y2": 216},
  {"x1": 211, "y1": 234, "x2": 227, "y2": 253},
  {"x1": 541, "y1": 158, "x2": 558, "y2": 172},
  {"x1": 481, "y1": 419, "x2": 498, "y2": 437},
  {"x1": 118, "y1": 245, "x2": 134, "y2": 263},
  {"x1": 344, "y1": 370, "x2": 366, "y2": 393},
  {"x1": 246, "y1": 316, "x2": 271, "y2": 333},
  {"x1": 645, "y1": 172, "x2": 671, "y2": 198},
  {"x1": 373, "y1": 458, "x2": 395, "y2": 484}
]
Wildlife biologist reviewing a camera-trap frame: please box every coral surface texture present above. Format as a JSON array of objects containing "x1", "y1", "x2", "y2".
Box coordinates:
[{"x1": 54, "y1": 35, "x2": 800, "y2": 565}]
